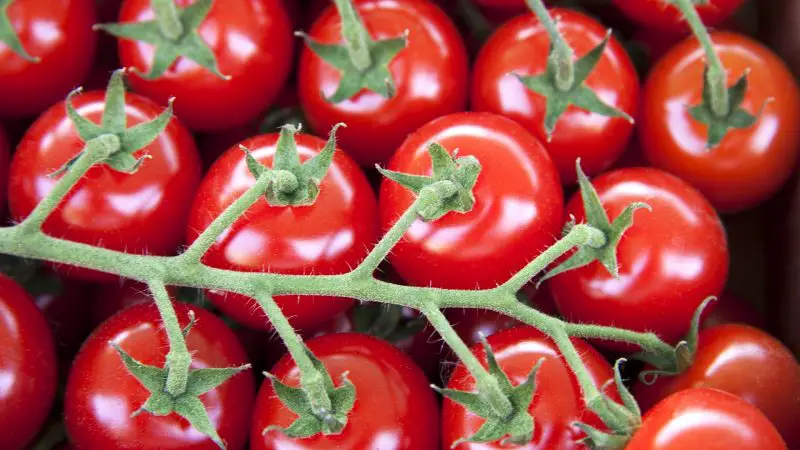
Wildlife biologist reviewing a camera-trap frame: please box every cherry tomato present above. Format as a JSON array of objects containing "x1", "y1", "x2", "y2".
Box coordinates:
[
  {"x1": 0, "y1": 0, "x2": 97, "y2": 119},
  {"x1": 379, "y1": 112, "x2": 563, "y2": 290},
  {"x1": 640, "y1": 32, "x2": 800, "y2": 212},
  {"x1": 626, "y1": 388, "x2": 787, "y2": 450},
  {"x1": 186, "y1": 133, "x2": 378, "y2": 331},
  {"x1": 547, "y1": 168, "x2": 729, "y2": 349},
  {"x1": 251, "y1": 332, "x2": 439, "y2": 449},
  {"x1": 118, "y1": 0, "x2": 294, "y2": 131},
  {"x1": 633, "y1": 324, "x2": 800, "y2": 447},
  {"x1": 34, "y1": 277, "x2": 93, "y2": 365},
  {"x1": 298, "y1": 0, "x2": 468, "y2": 166},
  {"x1": 442, "y1": 326, "x2": 618, "y2": 449},
  {"x1": 0, "y1": 273, "x2": 57, "y2": 450},
  {"x1": 0, "y1": 125, "x2": 8, "y2": 213},
  {"x1": 446, "y1": 309, "x2": 520, "y2": 348},
  {"x1": 612, "y1": 0, "x2": 744, "y2": 32},
  {"x1": 8, "y1": 90, "x2": 202, "y2": 282},
  {"x1": 89, "y1": 281, "x2": 181, "y2": 327},
  {"x1": 701, "y1": 292, "x2": 765, "y2": 330},
  {"x1": 65, "y1": 302, "x2": 254, "y2": 449},
  {"x1": 471, "y1": 8, "x2": 639, "y2": 184}
]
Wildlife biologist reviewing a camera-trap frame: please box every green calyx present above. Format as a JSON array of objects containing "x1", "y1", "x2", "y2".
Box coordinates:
[
  {"x1": 377, "y1": 143, "x2": 481, "y2": 221},
  {"x1": 297, "y1": 0, "x2": 408, "y2": 103},
  {"x1": 95, "y1": 0, "x2": 227, "y2": 80},
  {"x1": 0, "y1": 0, "x2": 38, "y2": 62}
]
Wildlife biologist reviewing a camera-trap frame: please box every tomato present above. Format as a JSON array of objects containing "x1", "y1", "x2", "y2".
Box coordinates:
[
  {"x1": 701, "y1": 292, "x2": 765, "y2": 330},
  {"x1": 0, "y1": 273, "x2": 57, "y2": 450},
  {"x1": 298, "y1": 0, "x2": 468, "y2": 166},
  {"x1": 186, "y1": 133, "x2": 378, "y2": 331},
  {"x1": 447, "y1": 309, "x2": 520, "y2": 348},
  {"x1": 471, "y1": 8, "x2": 639, "y2": 184},
  {"x1": 8, "y1": 90, "x2": 202, "y2": 282},
  {"x1": 251, "y1": 332, "x2": 439, "y2": 449},
  {"x1": 0, "y1": 0, "x2": 97, "y2": 119},
  {"x1": 34, "y1": 277, "x2": 93, "y2": 365},
  {"x1": 547, "y1": 168, "x2": 729, "y2": 348},
  {"x1": 626, "y1": 388, "x2": 786, "y2": 450},
  {"x1": 117, "y1": 0, "x2": 294, "y2": 131},
  {"x1": 442, "y1": 326, "x2": 618, "y2": 449},
  {"x1": 65, "y1": 302, "x2": 254, "y2": 449},
  {"x1": 0, "y1": 125, "x2": 8, "y2": 213},
  {"x1": 612, "y1": 0, "x2": 744, "y2": 32},
  {"x1": 379, "y1": 112, "x2": 563, "y2": 290},
  {"x1": 89, "y1": 281, "x2": 181, "y2": 327},
  {"x1": 640, "y1": 32, "x2": 800, "y2": 212},
  {"x1": 633, "y1": 324, "x2": 800, "y2": 447}
]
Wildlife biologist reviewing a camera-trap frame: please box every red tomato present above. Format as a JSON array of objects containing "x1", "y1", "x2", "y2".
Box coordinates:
[
  {"x1": 547, "y1": 168, "x2": 729, "y2": 348},
  {"x1": 612, "y1": 0, "x2": 744, "y2": 32},
  {"x1": 447, "y1": 309, "x2": 520, "y2": 348},
  {"x1": 442, "y1": 326, "x2": 618, "y2": 449},
  {"x1": 34, "y1": 277, "x2": 93, "y2": 365},
  {"x1": 640, "y1": 32, "x2": 800, "y2": 212},
  {"x1": 626, "y1": 388, "x2": 786, "y2": 450},
  {"x1": 186, "y1": 133, "x2": 378, "y2": 331},
  {"x1": 0, "y1": 0, "x2": 97, "y2": 118},
  {"x1": 118, "y1": 0, "x2": 294, "y2": 131},
  {"x1": 64, "y1": 302, "x2": 254, "y2": 449},
  {"x1": 379, "y1": 112, "x2": 563, "y2": 289},
  {"x1": 471, "y1": 8, "x2": 639, "y2": 184},
  {"x1": 8, "y1": 90, "x2": 202, "y2": 282},
  {"x1": 298, "y1": 0, "x2": 468, "y2": 166},
  {"x1": 251, "y1": 332, "x2": 439, "y2": 449},
  {"x1": 0, "y1": 273, "x2": 57, "y2": 450},
  {"x1": 701, "y1": 292, "x2": 766, "y2": 330},
  {"x1": 0, "y1": 125, "x2": 8, "y2": 213},
  {"x1": 89, "y1": 281, "x2": 181, "y2": 327},
  {"x1": 633, "y1": 324, "x2": 800, "y2": 447}
]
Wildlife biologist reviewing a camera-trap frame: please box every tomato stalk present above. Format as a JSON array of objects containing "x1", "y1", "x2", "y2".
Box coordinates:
[
  {"x1": 332, "y1": 0, "x2": 372, "y2": 71},
  {"x1": 151, "y1": 0, "x2": 184, "y2": 41},
  {"x1": 525, "y1": 0, "x2": 575, "y2": 91},
  {"x1": 149, "y1": 280, "x2": 193, "y2": 396}
]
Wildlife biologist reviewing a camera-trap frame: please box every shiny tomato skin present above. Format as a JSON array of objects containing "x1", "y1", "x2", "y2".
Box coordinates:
[
  {"x1": 251, "y1": 332, "x2": 439, "y2": 449},
  {"x1": 471, "y1": 8, "x2": 639, "y2": 184},
  {"x1": 442, "y1": 327, "x2": 618, "y2": 449},
  {"x1": 626, "y1": 388, "x2": 786, "y2": 450},
  {"x1": 612, "y1": 0, "x2": 744, "y2": 32},
  {"x1": 8, "y1": 90, "x2": 201, "y2": 282},
  {"x1": 640, "y1": 32, "x2": 800, "y2": 212},
  {"x1": 64, "y1": 302, "x2": 254, "y2": 449},
  {"x1": 379, "y1": 112, "x2": 563, "y2": 290},
  {"x1": 0, "y1": 274, "x2": 57, "y2": 450},
  {"x1": 119, "y1": 0, "x2": 294, "y2": 131},
  {"x1": 547, "y1": 168, "x2": 729, "y2": 349},
  {"x1": 186, "y1": 133, "x2": 378, "y2": 331},
  {"x1": 633, "y1": 324, "x2": 800, "y2": 447},
  {"x1": 298, "y1": 0, "x2": 469, "y2": 166},
  {"x1": 0, "y1": 0, "x2": 97, "y2": 119},
  {"x1": 0, "y1": 125, "x2": 8, "y2": 212}
]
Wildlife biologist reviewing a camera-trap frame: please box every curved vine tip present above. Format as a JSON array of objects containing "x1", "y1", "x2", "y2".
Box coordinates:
[
  {"x1": 296, "y1": 0, "x2": 408, "y2": 103},
  {"x1": 94, "y1": 0, "x2": 229, "y2": 80},
  {"x1": 0, "y1": 0, "x2": 39, "y2": 62}
]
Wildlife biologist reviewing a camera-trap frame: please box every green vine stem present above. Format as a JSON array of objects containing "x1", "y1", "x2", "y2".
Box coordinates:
[
  {"x1": 151, "y1": 0, "x2": 184, "y2": 41},
  {"x1": 525, "y1": 0, "x2": 575, "y2": 91},
  {"x1": 149, "y1": 280, "x2": 192, "y2": 396}
]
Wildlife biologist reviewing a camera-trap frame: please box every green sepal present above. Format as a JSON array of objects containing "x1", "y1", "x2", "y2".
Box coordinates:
[
  {"x1": 574, "y1": 423, "x2": 631, "y2": 450},
  {"x1": 94, "y1": 0, "x2": 227, "y2": 80},
  {"x1": 0, "y1": 0, "x2": 38, "y2": 62},
  {"x1": 515, "y1": 31, "x2": 633, "y2": 141}
]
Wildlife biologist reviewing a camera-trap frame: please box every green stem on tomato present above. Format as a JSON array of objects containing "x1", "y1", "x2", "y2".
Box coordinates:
[
  {"x1": 332, "y1": 0, "x2": 372, "y2": 71},
  {"x1": 151, "y1": 0, "x2": 184, "y2": 41},
  {"x1": 149, "y1": 280, "x2": 192, "y2": 396},
  {"x1": 525, "y1": 0, "x2": 575, "y2": 91}
]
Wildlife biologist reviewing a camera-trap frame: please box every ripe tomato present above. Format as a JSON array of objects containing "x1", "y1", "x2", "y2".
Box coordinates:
[
  {"x1": 626, "y1": 388, "x2": 786, "y2": 450},
  {"x1": 8, "y1": 90, "x2": 202, "y2": 282},
  {"x1": 0, "y1": 125, "x2": 8, "y2": 213},
  {"x1": 0, "y1": 273, "x2": 57, "y2": 450},
  {"x1": 186, "y1": 133, "x2": 378, "y2": 331},
  {"x1": 298, "y1": 0, "x2": 468, "y2": 166},
  {"x1": 379, "y1": 112, "x2": 563, "y2": 290},
  {"x1": 471, "y1": 8, "x2": 639, "y2": 184},
  {"x1": 89, "y1": 281, "x2": 181, "y2": 327},
  {"x1": 547, "y1": 168, "x2": 729, "y2": 348},
  {"x1": 640, "y1": 32, "x2": 800, "y2": 212},
  {"x1": 442, "y1": 326, "x2": 618, "y2": 449},
  {"x1": 0, "y1": 0, "x2": 97, "y2": 119},
  {"x1": 118, "y1": 0, "x2": 294, "y2": 131},
  {"x1": 251, "y1": 332, "x2": 439, "y2": 449},
  {"x1": 612, "y1": 0, "x2": 744, "y2": 32},
  {"x1": 34, "y1": 277, "x2": 93, "y2": 366},
  {"x1": 65, "y1": 302, "x2": 254, "y2": 449},
  {"x1": 701, "y1": 292, "x2": 765, "y2": 330},
  {"x1": 633, "y1": 324, "x2": 800, "y2": 447}
]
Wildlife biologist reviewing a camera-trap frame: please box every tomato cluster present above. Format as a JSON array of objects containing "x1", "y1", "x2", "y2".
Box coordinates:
[{"x1": 1, "y1": 0, "x2": 799, "y2": 449}]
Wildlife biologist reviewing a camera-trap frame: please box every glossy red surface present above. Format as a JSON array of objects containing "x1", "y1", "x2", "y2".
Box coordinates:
[
  {"x1": 0, "y1": 125, "x2": 8, "y2": 213},
  {"x1": 701, "y1": 292, "x2": 766, "y2": 330},
  {"x1": 612, "y1": 0, "x2": 744, "y2": 32},
  {"x1": 251, "y1": 332, "x2": 439, "y2": 449}
]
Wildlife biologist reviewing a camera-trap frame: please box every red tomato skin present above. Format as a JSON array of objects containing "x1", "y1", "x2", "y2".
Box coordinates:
[
  {"x1": 0, "y1": 0, "x2": 97, "y2": 119},
  {"x1": 471, "y1": 9, "x2": 639, "y2": 184},
  {"x1": 0, "y1": 274, "x2": 57, "y2": 450},
  {"x1": 34, "y1": 278, "x2": 93, "y2": 366},
  {"x1": 0, "y1": 125, "x2": 8, "y2": 212},
  {"x1": 379, "y1": 112, "x2": 563, "y2": 289},
  {"x1": 612, "y1": 0, "x2": 744, "y2": 32},
  {"x1": 701, "y1": 291, "x2": 766, "y2": 330},
  {"x1": 442, "y1": 327, "x2": 618, "y2": 449},
  {"x1": 119, "y1": 0, "x2": 294, "y2": 132},
  {"x1": 640, "y1": 32, "x2": 800, "y2": 212},
  {"x1": 8, "y1": 90, "x2": 202, "y2": 282},
  {"x1": 186, "y1": 133, "x2": 378, "y2": 331},
  {"x1": 547, "y1": 168, "x2": 729, "y2": 349},
  {"x1": 633, "y1": 324, "x2": 800, "y2": 447},
  {"x1": 64, "y1": 302, "x2": 255, "y2": 449},
  {"x1": 251, "y1": 332, "x2": 439, "y2": 449},
  {"x1": 298, "y1": 0, "x2": 469, "y2": 166},
  {"x1": 89, "y1": 281, "x2": 181, "y2": 327},
  {"x1": 626, "y1": 388, "x2": 787, "y2": 450}
]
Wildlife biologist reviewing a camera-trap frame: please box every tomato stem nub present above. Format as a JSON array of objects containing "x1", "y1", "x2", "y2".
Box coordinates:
[
  {"x1": 332, "y1": 0, "x2": 373, "y2": 71},
  {"x1": 151, "y1": 0, "x2": 185, "y2": 41},
  {"x1": 525, "y1": 0, "x2": 575, "y2": 91},
  {"x1": 150, "y1": 280, "x2": 193, "y2": 396}
]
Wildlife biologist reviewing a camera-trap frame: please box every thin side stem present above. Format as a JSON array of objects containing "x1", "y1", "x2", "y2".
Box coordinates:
[
  {"x1": 151, "y1": 0, "x2": 184, "y2": 41},
  {"x1": 332, "y1": 0, "x2": 372, "y2": 71},
  {"x1": 525, "y1": 0, "x2": 575, "y2": 91},
  {"x1": 563, "y1": 322, "x2": 675, "y2": 358},
  {"x1": 149, "y1": 280, "x2": 192, "y2": 396}
]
